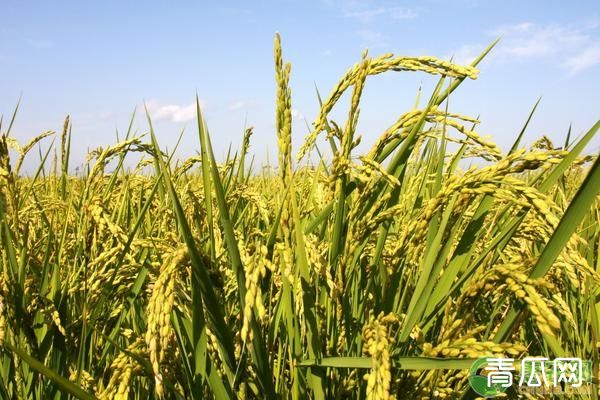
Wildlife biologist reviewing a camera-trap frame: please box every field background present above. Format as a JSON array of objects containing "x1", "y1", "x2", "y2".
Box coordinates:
[{"x1": 1, "y1": 29, "x2": 599, "y2": 400}]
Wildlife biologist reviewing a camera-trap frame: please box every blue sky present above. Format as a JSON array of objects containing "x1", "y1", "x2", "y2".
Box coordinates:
[{"x1": 2, "y1": 0, "x2": 599, "y2": 170}]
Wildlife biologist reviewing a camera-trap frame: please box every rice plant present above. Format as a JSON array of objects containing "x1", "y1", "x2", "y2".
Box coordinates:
[{"x1": 0, "y1": 34, "x2": 598, "y2": 399}]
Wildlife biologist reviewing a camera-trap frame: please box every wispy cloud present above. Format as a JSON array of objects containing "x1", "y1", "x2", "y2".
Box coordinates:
[
  {"x1": 493, "y1": 22, "x2": 588, "y2": 58},
  {"x1": 344, "y1": 7, "x2": 386, "y2": 20},
  {"x1": 144, "y1": 100, "x2": 203, "y2": 123},
  {"x1": 356, "y1": 29, "x2": 390, "y2": 48},
  {"x1": 388, "y1": 7, "x2": 418, "y2": 20},
  {"x1": 327, "y1": 1, "x2": 417, "y2": 49},
  {"x1": 291, "y1": 109, "x2": 305, "y2": 121},
  {"x1": 493, "y1": 22, "x2": 600, "y2": 74},
  {"x1": 345, "y1": 6, "x2": 417, "y2": 22},
  {"x1": 229, "y1": 100, "x2": 259, "y2": 111},
  {"x1": 565, "y1": 44, "x2": 600, "y2": 74},
  {"x1": 445, "y1": 44, "x2": 480, "y2": 65},
  {"x1": 450, "y1": 21, "x2": 600, "y2": 74},
  {"x1": 331, "y1": 0, "x2": 417, "y2": 22}
]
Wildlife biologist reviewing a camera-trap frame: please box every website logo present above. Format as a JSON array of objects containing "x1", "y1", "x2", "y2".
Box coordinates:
[{"x1": 468, "y1": 357, "x2": 593, "y2": 397}]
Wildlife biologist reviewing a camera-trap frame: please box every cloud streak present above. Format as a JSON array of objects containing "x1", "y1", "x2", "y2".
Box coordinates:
[
  {"x1": 291, "y1": 108, "x2": 305, "y2": 121},
  {"x1": 565, "y1": 44, "x2": 600, "y2": 74},
  {"x1": 493, "y1": 22, "x2": 588, "y2": 58},
  {"x1": 388, "y1": 7, "x2": 418, "y2": 20},
  {"x1": 450, "y1": 21, "x2": 600, "y2": 74},
  {"x1": 143, "y1": 100, "x2": 202, "y2": 123},
  {"x1": 331, "y1": 0, "x2": 417, "y2": 22},
  {"x1": 356, "y1": 29, "x2": 390, "y2": 48},
  {"x1": 445, "y1": 44, "x2": 480, "y2": 65},
  {"x1": 345, "y1": 6, "x2": 417, "y2": 21}
]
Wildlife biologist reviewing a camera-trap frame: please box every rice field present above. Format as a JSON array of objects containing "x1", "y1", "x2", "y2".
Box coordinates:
[{"x1": 0, "y1": 34, "x2": 599, "y2": 399}]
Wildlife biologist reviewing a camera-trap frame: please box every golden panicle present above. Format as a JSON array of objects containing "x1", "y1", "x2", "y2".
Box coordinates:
[
  {"x1": 362, "y1": 313, "x2": 399, "y2": 400},
  {"x1": 14, "y1": 130, "x2": 55, "y2": 174},
  {"x1": 275, "y1": 33, "x2": 292, "y2": 182},
  {"x1": 145, "y1": 247, "x2": 188, "y2": 397},
  {"x1": 97, "y1": 338, "x2": 146, "y2": 400},
  {"x1": 240, "y1": 243, "x2": 271, "y2": 342},
  {"x1": 299, "y1": 54, "x2": 478, "y2": 160}
]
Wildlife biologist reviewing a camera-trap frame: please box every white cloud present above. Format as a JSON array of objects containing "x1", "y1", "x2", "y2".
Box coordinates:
[
  {"x1": 229, "y1": 100, "x2": 259, "y2": 111},
  {"x1": 565, "y1": 44, "x2": 600, "y2": 73},
  {"x1": 389, "y1": 7, "x2": 418, "y2": 20},
  {"x1": 336, "y1": 1, "x2": 417, "y2": 22},
  {"x1": 357, "y1": 29, "x2": 390, "y2": 48},
  {"x1": 291, "y1": 109, "x2": 305, "y2": 121},
  {"x1": 493, "y1": 22, "x2": 588, "y2": 58},
  {"x1": 494, "y1": 22, "x2": 600, "y2": 74},
  {"x1": 144, "y1": 100, "x2": 202, "y2": 123},
  {"x1": 451, "y1": 21, "x2": 600, "y2": 74},
  {"x1": 344, "y1": 7, "x2": 386, "y2": 20},
  {"x1": 445, "y1": 44, "x2": 480, "y2": 65}
]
